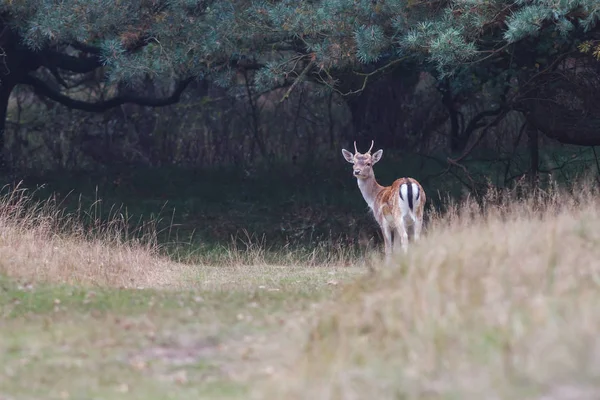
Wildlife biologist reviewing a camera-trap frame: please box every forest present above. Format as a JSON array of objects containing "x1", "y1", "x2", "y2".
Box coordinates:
[{"x1": 2, "y1": 1, "x2": 600, "y2": 399}]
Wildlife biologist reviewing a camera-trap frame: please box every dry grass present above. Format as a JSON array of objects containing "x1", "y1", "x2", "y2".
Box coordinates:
[
  {"x1": 5, "y1": 178, "x2": 600, "y2": 399},
  {"x1": 259, "y1": 183, "x2": 600, "y2": 399},
  {"x1": 184, "y1": 229, "x2": 358, "y2": 268},
  {"x1": 0, "y1": 184, "x2": 189, "y2": 288},
  {"x1": 0, "y1": 184, "x2": 359, "y2": 289},
  {"x1": 0, "y1": 184, "x2": 364, "y2": 400}
]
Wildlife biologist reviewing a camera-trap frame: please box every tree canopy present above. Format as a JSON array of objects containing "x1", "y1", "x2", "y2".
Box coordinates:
[
  {"x1": 6, "y1": 0, "x2": 599, "y2": 88},
  {"x1": 0, "y1": 0, "x2": 599, "y2": 167}
]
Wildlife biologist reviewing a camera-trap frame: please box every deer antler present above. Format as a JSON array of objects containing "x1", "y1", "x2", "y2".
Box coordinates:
[
  {"x1": 367, "y1": 140, "x2": 374, "y2": 154},
  {"x1": 354, "y1": 141, "x2": 358, "y2": 154}
]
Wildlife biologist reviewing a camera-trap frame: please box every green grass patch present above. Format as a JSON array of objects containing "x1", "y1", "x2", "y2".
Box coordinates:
[{"x1": 0, "y1": 264, "x2": 364, "y2": 400}]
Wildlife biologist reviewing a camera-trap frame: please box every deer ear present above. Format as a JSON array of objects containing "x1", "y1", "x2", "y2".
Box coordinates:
[
  {"x1": 371, "y1": 149, "x2": 383, "y2": 164},
  {"x1": 341, "y1": 149, "x2": 354, "y2": 163}
]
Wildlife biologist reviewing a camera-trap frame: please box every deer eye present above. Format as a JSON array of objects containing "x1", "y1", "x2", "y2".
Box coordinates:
[{"x1": 366, "y1": 162, "x2": 372, "y2": 166}]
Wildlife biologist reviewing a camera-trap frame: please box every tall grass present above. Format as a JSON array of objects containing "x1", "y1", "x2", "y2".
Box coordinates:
[
  {"x1": 261, "y1": 180, "x2": 600, "y2": 399},
  {"x1": 175, "y1": 229, "x2": 359, "y2": 268},
  {"x1": 0, "y1": 182, "x2": 359, "y2": 289},
  {"x1": 0, "y1": 183, "x2": 188, "y2": 288}
]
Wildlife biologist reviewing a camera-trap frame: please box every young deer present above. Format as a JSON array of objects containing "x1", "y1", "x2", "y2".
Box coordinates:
[{"x1": 342, "y1": 140, "x2": 426, "y2": 257}]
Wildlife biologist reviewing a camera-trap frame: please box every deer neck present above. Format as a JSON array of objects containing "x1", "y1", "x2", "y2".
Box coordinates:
[{"x1": 357, "y1": 175, "x2": 383, "y2": 210}]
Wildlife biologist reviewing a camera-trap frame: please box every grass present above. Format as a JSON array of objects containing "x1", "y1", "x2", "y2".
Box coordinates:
[
  {"x1": 0, "y1": 184, "x2": 187, "y2": 288},
  {"x1": 7, "y1": 150, "x2": 485, "y2": 262},
  {"x1": 261, "y1": 182, "x2": 600, "y2": 399},
  {"x1": 16, "y1": 162, "x2": 379, "y2": 260},
  {"x1": 2, "y1": 168, "x2": 600, "y2": 399},
  {"x1": 0, "y1": 264, "x2": 361, "y2": 400},
  {"x1": 0, "y1": 185, "x2": 364, "y2": 399},
  {"x1": 14, "y1": 143, "x2": 596, "y2": 264}
]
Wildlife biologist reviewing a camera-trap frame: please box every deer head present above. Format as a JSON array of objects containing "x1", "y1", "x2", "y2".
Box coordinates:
[{"x1": 341, "y1": 140, "x2": 383, "y2": 180}]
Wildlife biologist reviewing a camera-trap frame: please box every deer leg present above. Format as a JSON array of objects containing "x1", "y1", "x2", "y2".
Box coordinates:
[
  {"x1": 414, "y1": 216, "x2": 423, "y2": 242},
  {"x1": 399, "y1": 218, "x2": 409, "y2": 253},
  {"x1": 381, "y1": 224, "x2": 393, "y2": 261},
  {"x1": 392, "y1": 226, "x2": 403, "y2": 254}
]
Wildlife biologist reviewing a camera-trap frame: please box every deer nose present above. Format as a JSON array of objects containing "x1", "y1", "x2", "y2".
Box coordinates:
[{"x1": 354, "y1": 169, "x2": 361, "y2": 176}]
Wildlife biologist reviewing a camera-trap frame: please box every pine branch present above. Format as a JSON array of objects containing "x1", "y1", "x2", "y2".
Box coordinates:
[
  {"x1": 19, "y1": 75, "x2": 194, "y2": 112},
  {"x1": 69, "y1": 41, "x2": 103, "y2": 55},
  {"x1": 41, "y1": 50, "x2": 102, "y2": 73}
]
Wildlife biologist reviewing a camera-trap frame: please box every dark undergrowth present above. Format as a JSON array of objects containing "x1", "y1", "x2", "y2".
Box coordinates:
[{"x1": 3, "y1": 144, "x2": 597, "y2": 264}]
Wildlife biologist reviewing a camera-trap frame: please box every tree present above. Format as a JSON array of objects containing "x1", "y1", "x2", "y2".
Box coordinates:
[
  {"x1": 1, "y1": 0, "x2": 599, "y2": 171},
  {"x1": 242, "y1": 0, "x2": 600, "y2": 153},
  {"x1": 249, "y1": 0, "x2": 598, "y2": 181},
  {"x1": 0, "y1": 0, "x2": 247, "y2": 171}
]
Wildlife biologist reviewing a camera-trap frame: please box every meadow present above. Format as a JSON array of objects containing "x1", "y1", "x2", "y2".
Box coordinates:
[{"x1": 2, "y1": 156, "x2": 600, "y2": 399}]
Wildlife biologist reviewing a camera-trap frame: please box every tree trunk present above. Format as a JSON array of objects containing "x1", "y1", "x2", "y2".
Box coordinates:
[
  {"x1": 0, "y1": 24, "x2": 40, "y2": 174},
  {"x1": 341, "y1": 66, "x2": 420, "y2": 150},
  {"x1": 439, "y1": 79, "x2": 463, "y2": 153},
  {"x1": 526, "y1": 122, "x2": 539, "y2": 185},
  {"x1": 346, "y1": 94, "x2": 368, "y2": 142},
  {"x1": 0, "y1": 80, "x2": 16, "y2": 173}
]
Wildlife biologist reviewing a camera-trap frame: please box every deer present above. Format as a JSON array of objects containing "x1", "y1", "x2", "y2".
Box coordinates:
[{"x1": 342, "y1": 140, "x2": 426, "y2": 259}]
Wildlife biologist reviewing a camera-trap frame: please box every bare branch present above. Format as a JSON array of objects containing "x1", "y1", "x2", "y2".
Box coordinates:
[
  {"x1": 279, "y1": 59, "x2": 315, "y2": 103},
  {"x1": 46, "y1": 65, "x2": 70, "y2": 88},
  {"x1": 315, "y1": 56, "x2": 409, "y2": 97},
  {"x1": 448, "y1": 108, "x2": 509, "y2": 164}
]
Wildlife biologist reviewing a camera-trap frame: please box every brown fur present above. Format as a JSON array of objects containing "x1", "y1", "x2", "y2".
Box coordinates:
[
  {"x1": 342, "y1": 141, "x2": 426, "y2": 257},
  {"x1": 377, "y1": 177, "x2": 426, "y2": 226}
]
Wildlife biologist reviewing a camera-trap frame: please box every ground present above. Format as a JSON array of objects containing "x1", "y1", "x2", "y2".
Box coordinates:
[
  {"x1": 1, "y1": 265, "x2": 363, "y2": 400},
  {"x1": 2, "y1": 171, "x2": 600, "y2": 399}
]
